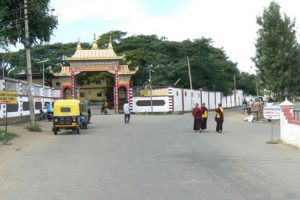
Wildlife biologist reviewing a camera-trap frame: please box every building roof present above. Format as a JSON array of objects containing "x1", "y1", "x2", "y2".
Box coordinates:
[
  {"x1": 118, "y1": 65, "x2": 139, "y2": 75},
  {"x1": 66, "y1": 35, "x2": 124, "y2": 61},
  {"x1": 53, "y1": 67, "x2": 71, "y2": 77},
  {"x1": 14, "y1": 73, "x2": 42, "y2": 79},
  {"x1": 54, "y1": 35, "x2": 137, "y2": 78}
]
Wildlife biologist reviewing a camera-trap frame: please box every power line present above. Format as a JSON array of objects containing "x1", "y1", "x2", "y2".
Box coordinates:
[
  {"x1": 0, "y1": 17, "x2": 24, "y2": 27},
  {"x1": 0, "y1": 3, "x2": 46, "y2": 22},
  {"x1": 0, "y1": 6, "x2": 24, "y2": 17},
  {"x1": 0, "y1": 25, "x2": 21, "y2": 33},
  {"x1": 151, "y1": 64, "x2": 186, "y2": 83}
]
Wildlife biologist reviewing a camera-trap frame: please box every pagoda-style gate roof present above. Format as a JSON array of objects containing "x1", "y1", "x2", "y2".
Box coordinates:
[
  {"x1": 54, "y1": 34, "x2": 137, "y2": 111},
  {"x1": 66, "y1": 36, "x2": 124, "y2": 62},
  {"x1": 54, "y1": 34, "x2": 137, "y2": 77}
]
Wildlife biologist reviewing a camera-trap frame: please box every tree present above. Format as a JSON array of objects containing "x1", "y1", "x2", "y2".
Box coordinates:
[
  {"x1": 237, "y1": 72, "x2": 257, "y2": 95},
  {"x1": 0, "y1": 0, "x2": 57, "y2": 128},
  {"x1": 2, "y1": 30, "x2": 244, "y2": 97},
  {"x1": 111, "y1": 33, "x2": 241, "y2": 94},
  {"x1": 253, "y1": 1, "x2": 299, "y2": 99},
  {"x1": 97, "y1": 30, "x2": 127, "y2": 49},
  {"x1": 0, "y1": 0, "x2": 57, "y2": 48},
  {"x1": 117, "y1": 34, "x2": 167, "y2": 86}
]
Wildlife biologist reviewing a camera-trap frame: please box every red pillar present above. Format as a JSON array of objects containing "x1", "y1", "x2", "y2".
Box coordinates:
[
  {"x1": 60, "y1": 86, "x2": 64, "y2": 99},
  {"x1": 71, "y1": 68, "x2": 75, "y2": 99},
  {"x1": 114, "y1": 71, "x2": 119, "y2": 113}
]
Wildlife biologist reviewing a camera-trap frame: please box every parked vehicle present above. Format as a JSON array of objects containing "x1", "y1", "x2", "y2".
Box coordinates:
[
  {"x1": 36, "y1": 109, "x2": 47, "y2": 121},
  {"x1": 47, "y1": 111, "x2": 53, "y2": 121},
  {"x1": 46, "y1": 102, "x2": 53, "y2": 121},
  {"x1": 79, "y1": 100, "x2": 89, "y2": 129},
  {"x1": 244, "y1": 106, "x2": 252, "y2": 115},
  {"x1": 52, "y1": 99, "x2": 89, "y2": 135}
]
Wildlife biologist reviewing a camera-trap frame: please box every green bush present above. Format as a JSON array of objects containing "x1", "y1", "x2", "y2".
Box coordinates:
[
  {"x1": 0, "y1": 130, "x2": 18, "y2": 143},
  {"x1": 26, "y1": 125, "x2": 42, "y2": 132}
]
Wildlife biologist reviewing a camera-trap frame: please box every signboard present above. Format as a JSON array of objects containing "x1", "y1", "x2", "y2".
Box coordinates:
[
  {"x1": 73, "y1": 66, "x2": 118, "y2": 72},
  {"x1": 263, "y1": 105, "x2": 281, "y2": 120},
  {"x1": 118, "y1": 75, "x2": 130, "y2": 85},
  {"x1": 0, "y1": 91, "x2": 17, "y2": 104}
]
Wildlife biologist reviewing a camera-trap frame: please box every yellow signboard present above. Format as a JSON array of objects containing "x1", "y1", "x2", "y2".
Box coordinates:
[{"x1": 0, "y1": 91, "x2": 17, "y2": 104}]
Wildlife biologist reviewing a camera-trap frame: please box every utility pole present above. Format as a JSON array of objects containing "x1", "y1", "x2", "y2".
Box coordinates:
[
  {"x1": 256, "y1": 80, "x2": 259, "y2": 96},
  {"x1": 187, "y1": 56, "x2": 193, "y2": 90},
  {"x1": 148, "y1": 69, "x2": 154, "y2": 114},
  {"x1": 234, "y1": 73, "x2": 236, "y2": 106},
  {"x1": 24, "y1": 0, "x2": 35, "y2": 126},
  {"x1": 36, "y1": 58, "x2": 49, "y2": 87},
  {"x1": 1, "y1": 58, "x2": 4, "y2": 78}
]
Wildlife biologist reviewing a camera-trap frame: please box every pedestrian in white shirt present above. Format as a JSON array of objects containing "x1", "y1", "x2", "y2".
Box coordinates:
[{"x1": 123, "y1": 100, "x2": 130, "y2": 124}]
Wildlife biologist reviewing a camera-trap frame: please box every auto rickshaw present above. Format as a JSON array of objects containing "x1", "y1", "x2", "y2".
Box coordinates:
[{"x1": 52, "y1": 99, "x2": 89, "y2": 135}]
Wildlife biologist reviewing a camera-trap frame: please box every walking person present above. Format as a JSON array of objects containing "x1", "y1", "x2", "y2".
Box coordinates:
[
  {"x1": 201, "y1": 103, "x2": 208, "y2": 131},
  {"x1": 253, "y1": 98, "x2": 261, "y2": 121},
  {"x1": 215, "y1": 103, "x2": 224, "y2": 133},
  {"x1": 87, "y1": 108, "x2": 92, "y2": 124},
  {"x1": 101, "y1": 100, "x2": 108, "y2": 114},
  {"x1": 192, "y1": 103, "x2": 202, "y2": 132},
  {"x1": 123, "y1": 100, "x2": 131, "y2": 124}
]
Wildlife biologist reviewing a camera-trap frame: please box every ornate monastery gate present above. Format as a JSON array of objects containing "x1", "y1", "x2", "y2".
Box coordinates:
[{"x1": 54, "y1": 35, "x2": 137, "y2": 112}]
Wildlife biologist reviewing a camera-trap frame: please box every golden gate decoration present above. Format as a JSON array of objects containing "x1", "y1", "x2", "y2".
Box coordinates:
[{"x1": 53, "y1": 35, "x2": 137, "y2": 112}]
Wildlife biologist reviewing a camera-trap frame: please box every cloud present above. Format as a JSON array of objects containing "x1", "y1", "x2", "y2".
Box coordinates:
[
  {"x1": 50, "y1": 0, "x2": 300, "y2": 73},
  {"x1": 51, "y1": 0, "x2": 145, "y2": 24}
]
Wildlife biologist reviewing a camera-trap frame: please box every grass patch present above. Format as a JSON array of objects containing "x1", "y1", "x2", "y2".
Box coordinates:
[
  {"x1": 0, "y1": 130, "x2": 18, "y2": 143},
  {"x1": 26, "y1": 124, "x2": 42, "y2": 132}
]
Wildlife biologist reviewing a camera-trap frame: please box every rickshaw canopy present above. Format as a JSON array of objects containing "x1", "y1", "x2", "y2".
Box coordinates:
[{"x1": 53, "y1": 99, "x2": 80, "y2": 116}]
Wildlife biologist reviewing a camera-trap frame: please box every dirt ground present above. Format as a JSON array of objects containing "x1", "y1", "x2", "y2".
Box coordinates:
[
  {"x1": 0, "y1": 120, "x2": 54, "y2": 156},
  {"x1": 0, "y1": 105, "x2": 101, "y2": 156}
]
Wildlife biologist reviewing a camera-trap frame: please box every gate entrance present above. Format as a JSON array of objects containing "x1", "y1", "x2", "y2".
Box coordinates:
[
  {"x1": 53, "y1": 35, "x2": 137, "y2": 112},
  {"x1": 118, "y1": 86, "x2": 127, "y2": 112}
]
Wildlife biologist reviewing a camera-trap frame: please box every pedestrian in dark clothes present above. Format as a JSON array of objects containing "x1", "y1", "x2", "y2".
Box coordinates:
[
  {"x1": 215, "y1": 103, "x2": 224, "y2": 133},
  {"x1": 201, "y1": 103, "x2": 208, "y2": 130},
  {"x1": 192, "y1": 103, "x2": 202, "y2": 132},
  {"x1": 87, "y1": 108, "x2": 92, "y2": 124}
]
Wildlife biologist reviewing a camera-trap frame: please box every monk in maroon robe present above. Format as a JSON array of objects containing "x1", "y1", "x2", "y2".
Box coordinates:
[
  {"x1": 215, "y1": 103, "x2": 224, "y2": 133},
  {"x1": 192, "y1": 103, "x2": 202, "y2": 132}
]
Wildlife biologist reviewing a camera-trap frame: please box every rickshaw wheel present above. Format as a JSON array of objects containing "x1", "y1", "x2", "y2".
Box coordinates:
[
  {"x1": 53, "y1": 128, "x2": 58, "y2": 135},
  {"x1": 76, "y1": 127, "x2": 80, "y2": 134}
]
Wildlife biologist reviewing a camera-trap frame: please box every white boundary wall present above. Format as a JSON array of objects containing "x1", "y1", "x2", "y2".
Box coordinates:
[
  {"x1": 0, "y1": 78, "x2": 60, "y2": 119},
  {"x1": 132, "y1": 87, "x2": 244, "y2": 113},
  {"x1": 0, "y1": 78, "x2": 245, "y2": 116},
  {"x1": 171, "y1": 88, "x2": 183, "y2": 112},
  {"x1": 280, "y1": 106, "x2": 300, "y2": 148},
  {"x1": 131, "y1": 96, "x2": 171, "y2": 113}
]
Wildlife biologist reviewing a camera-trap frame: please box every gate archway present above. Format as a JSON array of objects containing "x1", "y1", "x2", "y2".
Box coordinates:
[
  {"x1": 53, "y1": 35, "x2": 137, "y2": 113},
  {"x1": 118, "y1": 86, "x2": 127, "y2": 112},
  {"x1": 62, "y1": 87, "x2": 72, "y2": 99}
]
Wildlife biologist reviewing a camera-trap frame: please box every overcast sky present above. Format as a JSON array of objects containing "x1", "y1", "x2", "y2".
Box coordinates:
[{"x1": 49, "y1": 0, "x2": 300, "y2": 74}]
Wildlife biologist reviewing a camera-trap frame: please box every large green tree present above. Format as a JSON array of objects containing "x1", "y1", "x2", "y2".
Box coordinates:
[
  {"x1": 253, "y1": 1, "x2": 299, "y2": 99},
  {"x1": 2, "y1": 30, "x2": 254, "y2": 96},
  {"x1": 97, "y1": 30, "x2": 127, "y2": 49},
  {"x1": 0, "y1": 0, "x2": 58, "y2": 48},
  {"x1": 236, "y1": 72, "x2": 258, "y2": 95},
  {"x1": 118, "y1": 35, "x2": 239, "y2": 94},
  {"x1": 1, "y1": 0, "x2": 58, "y2": 128}
]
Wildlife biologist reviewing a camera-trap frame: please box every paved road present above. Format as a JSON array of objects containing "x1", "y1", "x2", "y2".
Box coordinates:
[{"x1": 0, "y1": 110, "x2": 300, "y2": 200}]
